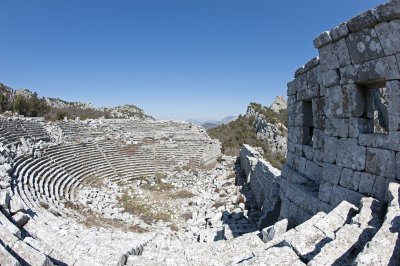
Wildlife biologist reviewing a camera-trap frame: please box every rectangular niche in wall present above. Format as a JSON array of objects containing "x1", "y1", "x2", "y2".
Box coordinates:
[
  {"x1": 362, "y1": 82, "x2": 388, "y2": 134},
  {"x1": 302, "y1": 100, "x2": 314, "y2": 145}
]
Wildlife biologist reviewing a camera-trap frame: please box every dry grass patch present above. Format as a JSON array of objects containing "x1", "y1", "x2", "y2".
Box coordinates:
[
  {"x1": 168, "y1": 190, "x2": 194, "y2": 199},
  {"x1": 64, "y1": 200, "x2": 149, "y2": 233},
  {"x1": 118, "y1": 193, "x2": 171, "y2": 223}
]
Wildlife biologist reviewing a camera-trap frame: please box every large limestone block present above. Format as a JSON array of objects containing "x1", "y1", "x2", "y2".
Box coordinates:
[
  {"x1": 307, "y1": 66, "x2": 322, "y2": 89},
  {"x1": 315, "y1": 201, "x2": 357, "y2": 238},
  {"x1": 339, "y1": 168, "x2": 354, "y2": 189},
  {"x1": 288, "y1": 127, "x2": 311, "y2": 145},
  {"x1": 281, "y1": 165, "x2": 310, "y2": 185},
  {"x1": 313, "y1": 31, "x2": 332, "y2": 49},
  {"x1": 304, "y1": 160, "x2": 322, "y2": 185},
  {"x1": 9, "y1": 196, "x2": 26, "y2": 215},
  {"x1": 352, "y1": 197, "x2": 386, "y2": 229},
  {"x1": 318, "y1": 182, "x2": 333, "y2": 203},
  {"x1": 375, "y1": 19, "x2": 400, "y2": 56},
  {"x1": 346, "y1": 28, "x2": 385, "y2": 64},
  {"x1": 286, "y1": 225, "x2": 331, "y2": 262},
  {"x1": 324, "y1": 84, "x2": 364, "y2": 118},
  {"x1": 312, "y1": 129, "x2": 324, "y2": 149},
  {"x1": 336, "y1": 138, "x2": 366, "y2": 171},
  {"x1": 358, "y1": 133, "x2": 400, "y2": 151},
  {"x1": 330, "y1": 184, "x2": 364, "y2": 206},
  {"x1": 373, "y1": 0, "x2": 400, "y2": 22},
  {"x1": 371, "y1": 175, "x2": 391, "y2": 201},
  {"x1": 321, "y1": 69, "x2": 340, "y2": 87},
  {"x1": 354, "y1": 182, "x2": 400, "y2": 265},
  {"x1": 285, "y1": 184, "x2": 320, "y2": 216},
  {"x1": 323, "y1": 136, "x2": 338, "y2": 163},
  {"x1": 262, "y1": 219, "x2": 288, "y2": 243},
  {"x1": 0, "y1": 189, "x2": 10, "y2": 210},
  {"x1": 340, "y1": 55, "x2": 400, "y2": 84},
  {"x1": 302, "y1": 145, "x2": 315, "y2": 160},
  {"x1": 347, "y1": 9, "x2": 377, "y2": 32},
  {"x1": 319, "y1": 39, "x2": 352, "y2": 70},
  {"x1": 309, "y1": 224, "x2": 364, "y2": 266},
  {"x1": 297, "y1": 86, "x2": 319, "y2": 101},
  {"x1": 251, "y1": 246, "x2": 305, "y2": 265},
  {"x1": 366, "y1": 147, "x2": 396, "y2": 178},
  {"x1": 348, "y1": 118, "x2": 373, "y2": 138},
  {"x1": 287, "y1": 79, "x2": 298, "y2": 96},
  {"x1": 304, "y1": 56, "x2": 320, "y2": 72},
  {"x1": 325, "y1": 118, "x2": 348, "y2": 137},
  {"x1": 359, "y1": 172, "x2": 377, "y2": 195},
  {"x1": 0, "y1": 244, "x2": 20, "y2": 266},
  {"x1": 330, "y1": 22, "x2": 350, "y2": 42},
  {"x1": 351, "y1": 171, "x2": 362, "y2": 192},
  {"x1": 11, "y1": 212, "x2": 30, "y2": 228},
  {"x1": 313, "y1": 150, "x2": 325, "y2": 167},
  {"x1": 387, "y1": 80, "x2": 400, "y2": 131},
  {"x1": 322, "y1": 163, "x2": 343, "y2": 185}
]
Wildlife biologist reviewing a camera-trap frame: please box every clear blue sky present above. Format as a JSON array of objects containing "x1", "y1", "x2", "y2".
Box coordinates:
[{"x1": 1, "y1": 0, "x2": 384, "y2": 121}]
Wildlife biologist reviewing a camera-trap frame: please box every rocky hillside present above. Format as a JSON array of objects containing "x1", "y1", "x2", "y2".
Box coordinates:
[
  {"x1": 208, "y1": 96, "x2": 288, "y2": 169},
  {"x1": 0, "y1": 83, "x2": 154, "y2": 120},
  {"x1": 246, "y1": 97, "x2": 288, "y2": 157}
]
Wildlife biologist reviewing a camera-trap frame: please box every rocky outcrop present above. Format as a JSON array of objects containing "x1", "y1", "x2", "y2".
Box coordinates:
[
  {"x1": 270, "y1": 96, "x2": 287, "y2": 113},
  {"x1": 246, "y1": 102, "x2": 287, "y2": 156}
]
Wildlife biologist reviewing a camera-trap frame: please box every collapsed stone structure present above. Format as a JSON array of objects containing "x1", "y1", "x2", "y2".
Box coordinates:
[
  {"x1": 237, "y1": 1, "x2": 400, "y2": 264},
  {"x1": 283, "y1": 0, "x2": 400, "y2": 225}
]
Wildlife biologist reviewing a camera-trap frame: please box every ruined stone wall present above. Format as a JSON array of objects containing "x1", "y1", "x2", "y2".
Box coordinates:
[
  {"x1": 281, "y1": 0, "x2": 400, "y2": 227},
  {"x1": 239, "y1": 144, "x2": 281, "y2": 227}
]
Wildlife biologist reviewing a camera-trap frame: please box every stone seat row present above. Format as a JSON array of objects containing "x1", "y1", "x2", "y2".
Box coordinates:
[
  {"x1": 12, "y1": 151, "x2": 116, "y2": 207},
  {"x1": 0, "y1": 119, "x2": 49, "y2": 141},
  {"x1": 1, "y1": 187, "x2": 155, "y2": 265}
]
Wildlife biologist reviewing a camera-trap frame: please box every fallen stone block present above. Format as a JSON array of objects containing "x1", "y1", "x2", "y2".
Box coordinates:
[
  {"x1": 11, "y1": 212, "x2": 30, "y2": 228},
  {"x1": 308, "y1": 224, "x2": 364, "y2": 266},
  {"x1": 9, "y1": 196, "x2": 26, "y2": 215},
  {"x1": 262, "y1": 219, "x2": 288, "y2": 243},
  {"x1": 286, "y1": 225, "x2": 332, "y2": 262}
]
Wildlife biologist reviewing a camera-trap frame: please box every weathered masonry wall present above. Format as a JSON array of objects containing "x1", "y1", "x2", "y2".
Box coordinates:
[
  {"x1": 281, "y1": 0, "x2": 400, "y2": 226},
  {"x1": 239, "y1": 145, "x2": 281, "y2": 227}
]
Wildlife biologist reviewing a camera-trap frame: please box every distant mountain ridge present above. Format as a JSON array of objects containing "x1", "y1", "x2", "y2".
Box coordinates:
[
  {"x1": 0, "y1": 83, "x2": 154, "y2": 120},
  {"x1": 187, "y1": 116, "x2": 237, "y2": 129}
]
